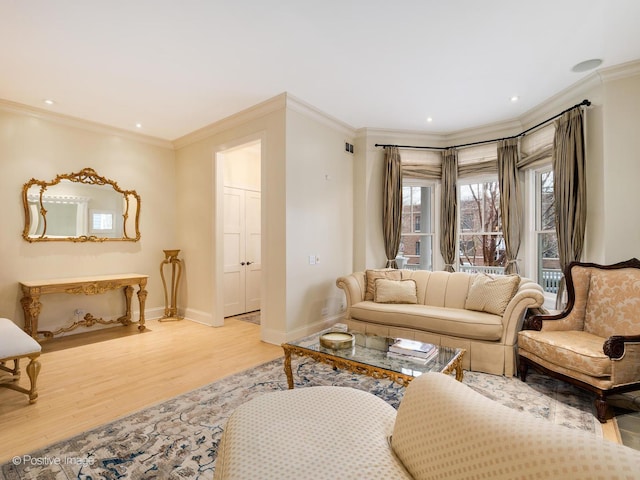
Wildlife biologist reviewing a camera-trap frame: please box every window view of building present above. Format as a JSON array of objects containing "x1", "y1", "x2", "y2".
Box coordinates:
[{"x1": 400, "y1": 183, "x2": 434, "y2": 270}]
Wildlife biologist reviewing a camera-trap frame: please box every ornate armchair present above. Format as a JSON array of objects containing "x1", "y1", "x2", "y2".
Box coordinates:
[{"x1": 518, "y1": 258, "x2": 640, "y2": 423}]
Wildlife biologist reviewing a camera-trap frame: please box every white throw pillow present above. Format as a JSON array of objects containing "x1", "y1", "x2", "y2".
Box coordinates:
[
  {"x1": 465, "y1": 274, "x2": 520, "y2": 315},
  {"x1": 374, "y1": 278, "x2": 418, "y2": 304},
  {"x1": 364, "y1": 269, "x2": 402, "y2": 301}
]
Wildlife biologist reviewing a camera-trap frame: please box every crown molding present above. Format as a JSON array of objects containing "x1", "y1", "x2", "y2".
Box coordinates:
[
  {"x1": 285, "y1": 93, "x2": 356, "y2": 137},
  {"x1": 598, "y1": 59, "x2": 640, "y2": 83},
  {"x1": 0, "y1": 98, "x2": 174, "y2": 150},
  {"x1": 172, "y1": 94, "x2": 287, "y2": 149}
]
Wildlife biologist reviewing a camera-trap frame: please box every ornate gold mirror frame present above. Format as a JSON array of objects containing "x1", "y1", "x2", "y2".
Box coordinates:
[{"x1": 22, "y1": 167, "x2": 141, "y2": 242}]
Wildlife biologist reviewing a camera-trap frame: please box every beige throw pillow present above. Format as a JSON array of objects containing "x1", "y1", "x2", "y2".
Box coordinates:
[
  {"x1": 465, "y1": 274, "x2": 520, "y2": 315},
  {"x1": 374, "y1": 279, "x2": 418, "y2": 304},
  {"x1": 364, "y1": 269, "x2": 402, "y2": 301}
]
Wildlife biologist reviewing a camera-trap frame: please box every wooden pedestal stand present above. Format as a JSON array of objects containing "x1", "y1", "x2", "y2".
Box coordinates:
[{"x1": 159, "y1": 249, "x2": 183, "y2": 322}]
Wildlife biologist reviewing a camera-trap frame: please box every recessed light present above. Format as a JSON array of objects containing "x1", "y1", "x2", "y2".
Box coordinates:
[
  {"x1": 43, "y1": 99, "x2": 55, "y2": 105},
  {"x1": 135, "y1": 123, "x2": 142, "y2": 129},
  {"x1": 510, "y1": 95, "x2": 519, "y2": 103},
  {"x1": 426, "y1": 117, "x2": 433, "y2": 123},
  {"x1": 571, "y1": 59, "x2": 603, "y2": 73}
]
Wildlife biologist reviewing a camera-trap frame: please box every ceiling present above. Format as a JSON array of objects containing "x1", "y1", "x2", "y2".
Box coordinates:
[{"x1": 1, "y1": 1, "x2": 639, "y2": 142}]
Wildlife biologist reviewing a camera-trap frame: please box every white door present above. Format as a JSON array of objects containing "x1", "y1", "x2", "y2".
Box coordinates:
[{"x1": 223, "y1": 187, "x2": 261, "y2": 317}]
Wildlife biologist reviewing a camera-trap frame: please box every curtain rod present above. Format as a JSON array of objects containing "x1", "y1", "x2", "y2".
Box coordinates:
[{"x1": 374, "y1": 99, "x2": 591, "y2": 151}]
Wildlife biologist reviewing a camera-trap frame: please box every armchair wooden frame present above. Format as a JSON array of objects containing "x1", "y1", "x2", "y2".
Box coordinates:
[{"x1": 518, "y1": 258, "x2": 640, "y2": 423}]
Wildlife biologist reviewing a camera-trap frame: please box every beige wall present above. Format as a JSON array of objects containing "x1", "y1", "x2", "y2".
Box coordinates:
[
  {"x1": 284, "y1": 108, "x2": 354, "y2": 337},
  {"x1": 0, "y1": 108, "x2": 176, "y2": 332},
  {"x1": 600, "y1": 72, "x2": 640, "y2": 263}
]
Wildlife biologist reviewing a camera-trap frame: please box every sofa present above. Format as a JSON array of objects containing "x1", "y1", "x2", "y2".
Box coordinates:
[
  {"x1": 337, "y1": 269, "x2": 544, "y2": 376},
  {"x1": 214, "y1": 372, "x2": 640, "y2": 479}
]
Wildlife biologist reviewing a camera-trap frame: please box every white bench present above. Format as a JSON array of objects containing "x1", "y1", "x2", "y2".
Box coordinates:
[{"x1": 0, "y1": 318, "x2": 41, "y2": 403}]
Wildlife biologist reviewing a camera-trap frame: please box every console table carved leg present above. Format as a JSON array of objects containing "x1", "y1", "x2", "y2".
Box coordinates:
[
  {"x1": 20, "y1": 293, "x2": 41, "y2": 339},
  {"x1": 120, "y1": 285, "x2": 134, "y2": 325},
  {"x1": 137, "y1": 282, "x2": 148, "y2": 331}
]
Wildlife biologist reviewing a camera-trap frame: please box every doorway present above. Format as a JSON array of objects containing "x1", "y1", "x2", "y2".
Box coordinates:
[{"x1": 220, "y1": 141, "x2": 262, "y2": 318}]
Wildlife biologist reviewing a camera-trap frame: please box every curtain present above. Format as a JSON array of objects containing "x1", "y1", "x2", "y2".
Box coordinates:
[
  {"x1": 383, "y1": 146, "x2": 403, "y2": 268},
  {"x1": 497, "y1": 138, "x2": 522, "y2": 274},
  {"x1": 553, "y1": 107, "x2": 586, "y2": 308},
  {"x1": 439, "y1": 148, "x2": 458, "y2": 272}
]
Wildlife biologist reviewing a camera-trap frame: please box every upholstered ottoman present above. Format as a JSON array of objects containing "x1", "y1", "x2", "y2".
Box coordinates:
[
  {"x1": 214, "y1": 385, "x2": 411, "y2": 479},
  {"x1": 0, "y1": 318, "x2": 42, "y2": 403}
]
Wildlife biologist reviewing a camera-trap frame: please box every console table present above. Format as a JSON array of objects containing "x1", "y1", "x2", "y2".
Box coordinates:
[{"x1": 19, "y1": 273, "x2": 148, "y2": 341}]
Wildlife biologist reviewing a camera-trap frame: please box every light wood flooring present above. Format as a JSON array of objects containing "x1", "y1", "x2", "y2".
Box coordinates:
[
  {"x1": 0, "y1": 318, "x2": 621, "y2": 465},
  {"x1": 0, "y1": 317, "x2": 281, "y2": 464}
]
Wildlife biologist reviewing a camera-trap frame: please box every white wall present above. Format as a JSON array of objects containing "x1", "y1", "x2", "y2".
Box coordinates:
[
  {"x1": 600, "y1": 71, "x2": 640, "y2": 263},
  {"x1": 284, "y1": 107, "x2": 354, "y2": 337},
  {"x1": 174, "y1": 93, "x2": 356, "y2": 343},
  {"x1": 0, "y1": 107, "x2": 177, "y2": 332}
]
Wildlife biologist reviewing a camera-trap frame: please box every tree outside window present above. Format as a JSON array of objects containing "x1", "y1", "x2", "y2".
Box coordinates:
[
  {"x1": 458, "y1": 180, "x2": 505, "y2": 272},
  {"x1": 536, "y1": 169, "x2": 561, "y2": 293}
]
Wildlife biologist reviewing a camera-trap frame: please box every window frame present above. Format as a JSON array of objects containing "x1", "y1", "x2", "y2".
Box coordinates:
[{"x1": 400, "y1": 179, "x2": 439, "y2": 271}]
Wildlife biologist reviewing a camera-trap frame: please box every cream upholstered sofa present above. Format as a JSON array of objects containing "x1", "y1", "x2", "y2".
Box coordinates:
[
  {"x1": 214, "y1": 372, "x2": 640, "y2": 479},
  {"x1": 336, "y1": 269, "x2": 544, "y2": 376}
]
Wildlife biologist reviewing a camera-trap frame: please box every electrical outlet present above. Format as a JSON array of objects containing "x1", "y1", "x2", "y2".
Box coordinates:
[
  {"x1": 321, "y1": 307, "x2": 329, "y2": 316},
  {"x1": 74, "y1": 309, "x2": 85, "y2": 317}
]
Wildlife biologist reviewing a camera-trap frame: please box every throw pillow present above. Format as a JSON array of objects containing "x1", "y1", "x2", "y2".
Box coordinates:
[
  {"x1": 465, "y1": 273, "x2": 520, "y2": 315},
  {"x1": 364, "y1": 268, "x2": 402, "y2": 301},
  {"x1": 374, "y1": 279, "x2": 418, "y2": 304}
]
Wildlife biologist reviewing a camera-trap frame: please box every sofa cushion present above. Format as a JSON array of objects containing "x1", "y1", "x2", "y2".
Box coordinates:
[
  {"x1": 465, "y1": 273, "x2": 520, "y2": 315},
  {"x1": 374, "y1": 279, "x2": 418, "y2": 304},
  {"x1": 214, "y1": 386, "x2": 410, "y2": 480},
  {"x1": 350, "y1": 302, "x2": 503, "y2": 341},
  {"x1": 391, "y1": 372, "x2": 640, "y2": 480},
  {"x1": 364, "y1": 269, "x2": 402, "y2": 301},
  {"x1": 518, "y1": 329, "x2": 611, "y2": 377}
]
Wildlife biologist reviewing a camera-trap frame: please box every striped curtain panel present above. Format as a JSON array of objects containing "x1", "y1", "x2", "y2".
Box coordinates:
[
  {"x1": 440, "y1": 148, "x2": 458, "y2": 272},
  {"x1": 497, "y1": 138, "x2": 522, "y2": 274},
  {"x1": 383, "y1": 147, "x2": 403, "y2": 268},
  {"x1": 553, "y1": 107, "x2": 586, "y2": 308}
]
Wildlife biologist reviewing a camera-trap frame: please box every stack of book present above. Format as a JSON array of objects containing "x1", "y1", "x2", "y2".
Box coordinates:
[{"x1": 386, "y1": 339, "x2": 438, "y2": 364}]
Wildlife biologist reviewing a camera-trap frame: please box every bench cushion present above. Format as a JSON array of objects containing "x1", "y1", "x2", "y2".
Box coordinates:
[
  {"x1": 0, "y1": 318, "x2": 41, "y2": 360},
  {"x1": 350, "y1": 302, "x2": 504, "y2": 341},
  {"x1": 214, "y1": 386, "x2": 410, "y2": 480}
]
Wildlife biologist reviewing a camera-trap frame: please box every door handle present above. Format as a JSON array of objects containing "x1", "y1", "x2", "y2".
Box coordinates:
[
  {"x1": 246, "y1": 261, "x2": 253, "y2": 265},
  {"x1": 240, "y1": 262, "x2": 246, "y2": 266}
]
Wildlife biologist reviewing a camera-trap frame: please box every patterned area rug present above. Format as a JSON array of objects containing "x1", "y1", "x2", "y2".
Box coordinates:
[
  {"x1": 229, "y1": 311, "x2": 260, "y2": 325},
  {"x1": 0, "y1": 357, "x2": 599, "y2": 480}
]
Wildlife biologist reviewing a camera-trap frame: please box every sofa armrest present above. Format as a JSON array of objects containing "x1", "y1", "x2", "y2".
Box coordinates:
[
  {"x1": 501, "y1": 279, "x2": 544, "y2": 345},
  {"x1": 607, "y1": 338, "x2": 640, "y2": 385},
  {"x1": 604, "y1": 334, "x2": 640, "y2": 359},
  {"x1": 336, "y1": 272, "x2": 366, "y2": 318}
]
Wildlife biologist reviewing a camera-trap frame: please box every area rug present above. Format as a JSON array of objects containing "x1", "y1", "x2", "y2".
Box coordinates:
[
  {"x1": 0, "y1": 357, "x2": 599, "y2": 480},
  {"x1": 229, "y1": 311, "x2": 260, "y2": 325}
]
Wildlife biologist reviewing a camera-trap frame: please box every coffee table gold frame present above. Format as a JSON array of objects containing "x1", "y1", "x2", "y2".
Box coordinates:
[{"x1": 282, "y1": 343, "x2": 465, "y2": 389}]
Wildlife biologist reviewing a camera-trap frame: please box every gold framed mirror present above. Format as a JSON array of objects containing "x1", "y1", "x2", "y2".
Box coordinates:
[{"x1": 22, "y1": 168, "x2": 141, "y2": 242}]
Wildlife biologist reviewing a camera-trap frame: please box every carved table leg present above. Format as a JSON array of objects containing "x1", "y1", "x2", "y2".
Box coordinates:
[
  {"x1": 26, "y1": 356, "x2": 41, "y2": 404},
  {"x1": 137, "y1": 281, "x2": 148, "y2": 331},
  {"x1": 20, "y1": 293, "x2": 42, "y2": 340},
  {"x1": 121, "y1": 286, "x2": 134, "y2": 325},
  {"x1": 283, "y1": 347, "x2": 294, "y2": 389}
]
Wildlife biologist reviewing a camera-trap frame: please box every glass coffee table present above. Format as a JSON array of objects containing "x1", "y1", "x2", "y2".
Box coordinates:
[{"x1": 282, "y1": 329, "x2": 465, "y2": 389}]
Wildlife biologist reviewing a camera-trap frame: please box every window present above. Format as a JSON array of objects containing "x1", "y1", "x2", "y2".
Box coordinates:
[
  {"x1": 535, "y1": 168, "x2": 561, "y2": 294},
  {"x1": 400, "y1": 182, "x2": 435, "y2": 270},
  {"x1": 90, "y1": 210, "x2": 115, "y2": 234},
  {"x1": 458, "y1": 178, "x2": 505, "y2": 274}
]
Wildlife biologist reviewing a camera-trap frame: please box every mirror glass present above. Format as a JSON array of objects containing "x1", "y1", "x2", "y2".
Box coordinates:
[{"x1": 22, "y1": 168, "x2": 141, "y2": 242}]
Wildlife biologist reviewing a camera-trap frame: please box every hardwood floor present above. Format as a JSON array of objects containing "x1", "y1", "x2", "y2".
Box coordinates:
[
  {"x1": 0, "y1": 318, "x2": 621, "y2": 465},
  {"x1": 0, "y1": 318, "x2": 282, "y2": 464}
]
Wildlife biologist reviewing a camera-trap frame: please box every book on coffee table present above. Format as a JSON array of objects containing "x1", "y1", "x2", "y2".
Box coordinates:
[{"x1": 389, "y1": 339, "x2": 436, "y2": 359}]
